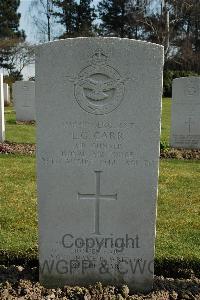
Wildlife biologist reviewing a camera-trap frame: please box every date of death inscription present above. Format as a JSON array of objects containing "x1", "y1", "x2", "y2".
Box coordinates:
[{"x1": 38, "y1": 120, "x2": 157, "y2": 168}]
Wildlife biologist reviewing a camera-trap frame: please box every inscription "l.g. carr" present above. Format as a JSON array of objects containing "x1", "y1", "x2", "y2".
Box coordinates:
[{"x1": 72, "y1": 131, "x2": 124, "y2": 140}]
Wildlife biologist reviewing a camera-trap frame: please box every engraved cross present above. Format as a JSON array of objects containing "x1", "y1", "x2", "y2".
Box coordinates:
[
  {"x1": 78, "y1": 171, "x2": 117, "y2": 235},
  {"x1": 185, "y1": 117, "x2": 194, "y2": 135}
]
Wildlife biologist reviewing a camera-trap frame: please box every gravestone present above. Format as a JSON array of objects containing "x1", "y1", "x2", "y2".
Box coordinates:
[
  {"x1": 36, "y1": 38, "x2": 164, "y2": 292},
  {"x1": 170, "y1": 76, "x2": 200, "y2": 149},
  {"x1": 3, "y1": 83, "x2": 10, "y2": 106},
  {"x1": 0, "y1": 74, "x2": 5, "y2": 142},
  {"x1": 13, "y1": 81, "x2": 36, "y2": 121}
]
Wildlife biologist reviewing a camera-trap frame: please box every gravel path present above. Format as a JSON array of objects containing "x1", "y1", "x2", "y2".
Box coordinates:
[{"x1": 0, "y1": 265, "x2": 200, "y2": 299}]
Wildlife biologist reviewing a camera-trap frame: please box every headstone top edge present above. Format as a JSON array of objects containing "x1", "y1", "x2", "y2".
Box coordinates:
[
  {"x1": 173, "y1": 76, "x2": 200, "y2": 83},
  {"x1": 13, "y1": 81, "x2": 35, "y2": 86},
  {"x1": 35, "y1": 37, "x2": 164, "y2": 52}
]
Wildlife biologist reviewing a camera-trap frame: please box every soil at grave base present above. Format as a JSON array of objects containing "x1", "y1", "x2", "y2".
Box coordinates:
[
  {"x1": 16, "y1": 121, "x2": 36, "y2": 125},
  {"x1": 160, "y1": 149, "x2": 200, "y2": 160},
  {"x1": 0, "y1": 266, "x2": 200, "y2": 300},
  {"x1": 0, "y1": 143, "x2": 35, "y2": 155},
  {"x1": 1, "y1": 142, "x2": 200, "y2": 160}
]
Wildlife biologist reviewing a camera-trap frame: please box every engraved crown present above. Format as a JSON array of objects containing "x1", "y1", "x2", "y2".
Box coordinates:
[{"x1": 91, "y1": 49, "x2": 108, "y2": 65}]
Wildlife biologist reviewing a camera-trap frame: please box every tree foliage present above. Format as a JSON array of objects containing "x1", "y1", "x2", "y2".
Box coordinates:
[
  {"x1": 0, "y1": 0, "x2": 25, "y2": 72},
  {"x1": 6, "y1": 43, "x2": 35, "y2": 80},
  {"x1": 53, "y1": 0, "x2": 79, "y2": 37},
  {"x1": 97, "y1": 0, "x2": 200, "y2": 72},
  {"x1": 98, "y1": 0, "x2": 149, "y2": 38},
  {"x1": 29, "y1": 0, "x2": 56, "y2": 42},
  {"x1": 76, "y1": 0, "x2": 96, "y2": 36},
  {"x1": 53, "y1": 0, "x2": 96, "y2": 38},
  {"x1": 167, "y1": 0, "x2": 200, "y2": 72},
  {"x1": 2, "y1": 0, "x2": 196, "y2": 75}
]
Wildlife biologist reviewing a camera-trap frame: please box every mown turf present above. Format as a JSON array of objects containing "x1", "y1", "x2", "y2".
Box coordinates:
[
  {"x1": 0, "y1": 155, "x2": 37, "y2": 257},
  {"x1": 5, "y1": 107, "x2": 36, "y2": 144},
  {"x1": 161, "y1": 98, "x2": 171, "y2": 144},
  {"x1": 157, "y1": 159, "x2": 200, "y2": 261},
  {"x1": 0, "y1": 155, "x2": 199, "y2": 262}
]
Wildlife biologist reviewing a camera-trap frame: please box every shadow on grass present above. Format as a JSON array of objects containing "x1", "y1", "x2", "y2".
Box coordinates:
[
  {"x1": 0, "y1": 250, "x2": 199, "y2": 280},
  {"x1": 6, "y1": 119, "x2": 16, "y2": 125},
  {"x1": 155, "y1": 258, "x2": 200, "y2": 278}
]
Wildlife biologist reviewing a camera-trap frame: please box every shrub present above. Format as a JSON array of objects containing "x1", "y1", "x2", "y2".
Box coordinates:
[{"x1": 160, "y1": 141, "x2": 170, "y2": 151}]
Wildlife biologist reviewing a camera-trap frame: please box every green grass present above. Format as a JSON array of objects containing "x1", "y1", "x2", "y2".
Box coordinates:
[
  {"x1": 0, "y1": 155, "x2": 199, "y2": 262},
  {"x1": 5, "y1": 107, "x2": 36, "y2": 144},
  {"x1": 4, "y1": 99, "x2": 171, "y2": 145},
  {"x1": 0, "y1": 155, "x2": 37, "y2": 257},
  {"x1": 161, "y1": 98, "x2": 171, "y2": 144},
  {"x1": 157, "y1": 159, "x2": 200, "y2": 261}
]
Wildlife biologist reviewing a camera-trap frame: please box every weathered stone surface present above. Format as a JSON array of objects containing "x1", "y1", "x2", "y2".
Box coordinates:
[
  {"x1": 13, "y1": 81, "x2": 35, "y2": 121},
  {"x1": 0, "y1": 74, "x2": 5, "y2": 142},
  {"x1": 3, "y1": 83, "x2": 10, "y2": 106},
  {"x1": 170, "y1": 76, "x2": 200, "y2": 149},
  {"x1": 36, "y1": 38, "x2": 164, "y2": 292}
]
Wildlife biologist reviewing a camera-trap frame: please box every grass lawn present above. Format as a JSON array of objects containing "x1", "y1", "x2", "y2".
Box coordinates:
[
  {"x1": 5, "y1": 107, "x2": 36, "y2": 144},
  {"x1": 4, "y1": 98, "x2": 171, "y2": 145},
  {"x1": 0, "y1": 155, "x2": 37, "y2": 258},
  {"x1": 157, "y1": 159, "x2": 200, "y2": 261},
  {"x1": 0, "y1": 155, "x2": 199, "y2": 263},
  {"x1": 161, "y1": 98, "x2": 171, "y2": 144}
]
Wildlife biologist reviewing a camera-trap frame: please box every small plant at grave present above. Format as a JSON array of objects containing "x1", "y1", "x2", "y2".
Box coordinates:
[{"x1": 160, "y1": 141, "x2": 170, "y2": 151}]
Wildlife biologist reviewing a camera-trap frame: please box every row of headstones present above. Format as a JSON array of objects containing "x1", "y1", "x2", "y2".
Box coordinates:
[
  {"x1": 0, "y1": 80, "x2": 34, "y2": 109},
  {"x1": 0, "y1": 79, "x2": 35, "y2": 142},
  {"x1": 4, "y1": 83, "x2": 11, "y2": 106},
  {"x1": 0, "y1": 81, "x2": 12, "y2": 108},
  {"x1": 171, "y1": 77, "x2": 200, "y2": 148},
  {"x1": 0, "y1": 76, "x2": 10, "y2": 141},
  {"x1": 12, "y1": 81, "x2": 35, "y2": 121},
  {"x1": 0, "y1": 39, "x2": 199, "y2": 293}
]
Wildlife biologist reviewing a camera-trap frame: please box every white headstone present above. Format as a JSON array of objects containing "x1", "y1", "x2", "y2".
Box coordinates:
[
  {"x1": 36, "y1": 38, "x2": 164, "y2": 292},
  {"x1": 170, "y1": 76, "x2": 200, "y2": 149},
  {"x1": 3, "y1": 83, "x2": 10, "y2": 106},
  {"x1": 0, "y1": 74, "x2": 5, "y2": 142},
  {"x1": 13, "y1": 81, "x2": 35, "y2": 121}
]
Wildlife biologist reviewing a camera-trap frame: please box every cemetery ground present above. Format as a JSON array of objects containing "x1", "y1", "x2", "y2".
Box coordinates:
[{"x1": 0, "y1": 99, "x2": 200, "y2": 299}]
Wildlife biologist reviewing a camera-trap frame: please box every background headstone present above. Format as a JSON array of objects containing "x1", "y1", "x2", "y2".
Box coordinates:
[
  {"x1": 13, "y1": 81, "x2": 35, "y2": 121},
  {"x1": 3, "y1": 83, "x2": 10, "y2": 106},
  {"x1": 36, "y1": 38, "x2": 164, "y2": 292},
  {"x1": 170, "y1": 76, "x2": 200, "y2": 149},
  {"x1": 0, "y1": 74, "x2": 5, "y2": 142}
]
